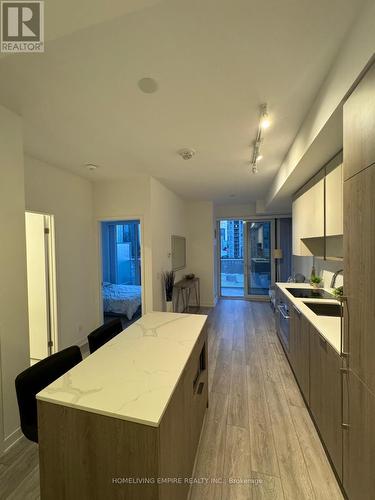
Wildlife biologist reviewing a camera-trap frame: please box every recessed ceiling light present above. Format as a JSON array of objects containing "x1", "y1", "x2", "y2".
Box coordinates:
[{"x1": 138, "y1": 77, "x2": 159, "y2": 94}]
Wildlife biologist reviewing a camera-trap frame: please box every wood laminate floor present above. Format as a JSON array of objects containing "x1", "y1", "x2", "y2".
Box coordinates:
[{"x1": 0, "y1": 300, "x2": 343, "y2": 500}]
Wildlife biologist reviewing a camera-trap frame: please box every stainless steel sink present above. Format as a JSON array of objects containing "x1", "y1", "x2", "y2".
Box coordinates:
[{"x1": 303, "y1": 302, "x2": 342, "y2": 317}]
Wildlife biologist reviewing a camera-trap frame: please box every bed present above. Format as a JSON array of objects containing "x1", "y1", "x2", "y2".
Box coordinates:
[{"x1": 102, "y1": 283, "x2": 142, "y2": 320}]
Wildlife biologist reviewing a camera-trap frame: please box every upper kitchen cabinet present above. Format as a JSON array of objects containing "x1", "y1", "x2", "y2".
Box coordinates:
[
  {"x1": 326, "y1": 162, "x2": 344, "y2": 259},
  {"x1": 292, "y1": 169, "x2": 325, "y2": 256},
  {"x1": 293, "y1": 156, "x2": 343, "y2": 258},
  {"x1": 326, "y1": 163, "x2": 343, "y2": 236},
  {"x1": 343, "y1": 62, "x2": 375, "y2": 180}
]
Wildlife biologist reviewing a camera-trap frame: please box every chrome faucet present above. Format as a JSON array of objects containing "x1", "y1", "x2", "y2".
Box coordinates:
[{"x1": 330, "y1": 269, "x2": 343, "y2": 288}]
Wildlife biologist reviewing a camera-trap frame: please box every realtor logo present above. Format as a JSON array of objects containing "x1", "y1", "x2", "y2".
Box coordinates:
[{"x1": 1, "y1": 1, "x2": 44, "y2": 52}]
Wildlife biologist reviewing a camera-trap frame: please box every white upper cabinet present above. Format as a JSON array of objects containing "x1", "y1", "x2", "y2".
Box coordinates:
[
  {"x1": 293, "y1": 170, "x2": 325, "y2": 256},
  {"x1": 292, "y1": 160, "x2": 343, "y2": 257},
  {"x1": 326, "y1": 163, "x2": 343, "y2": 236}
]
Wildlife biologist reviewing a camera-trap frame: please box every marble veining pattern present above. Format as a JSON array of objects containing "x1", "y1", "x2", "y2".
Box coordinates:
[{"x1": 37, "y1": 312, "x2": 207, "y2": 427}]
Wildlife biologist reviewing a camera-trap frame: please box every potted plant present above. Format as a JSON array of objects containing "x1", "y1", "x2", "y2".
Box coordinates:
[
  {"x1": 310, "y1": 275, "x2": 323, "y2": 288},
  {"x1": 162, "y1": 270, "x2": 175, "y2": 312}
]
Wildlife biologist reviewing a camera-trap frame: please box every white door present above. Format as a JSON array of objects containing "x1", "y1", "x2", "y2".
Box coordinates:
[{"x1": 25, "y1": 212, "x2": 51, "y2": 361}]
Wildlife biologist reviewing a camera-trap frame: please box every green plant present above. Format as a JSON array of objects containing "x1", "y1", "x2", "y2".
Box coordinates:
[
  {"x1": 333, "y1": 286, "x2": 344, "y2": 298},
  {"x1": 162, "y1": 270, "x2": 175, "y2": 301},
  {"x1": 310, "y1": 275, "x2": 322, "y2": 284}
]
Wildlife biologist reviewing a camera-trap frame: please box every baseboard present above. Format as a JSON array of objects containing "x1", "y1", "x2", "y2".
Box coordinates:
[
  {"x1": 199, "y1": 302, "x2": 215, "y2": 308},
  {"x1": 2, "y1": 426, "x2": 23, "y2": 455}
]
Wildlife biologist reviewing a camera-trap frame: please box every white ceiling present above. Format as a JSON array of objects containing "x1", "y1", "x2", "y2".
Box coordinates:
[{"x1": 0, "y1": 0, "x2": 363, "y2": 203}]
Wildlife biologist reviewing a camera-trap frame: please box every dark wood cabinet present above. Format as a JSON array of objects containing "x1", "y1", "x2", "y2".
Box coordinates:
[
  {"x1": 343, "y1": 62, "x2": 375, "y2": 180},
  {"x1": 289, "y1": 305, "x2": 310, "y2": 404},
  {"x1": 344, "y1": 164, "x2": 375, "y2": 393},
  {"x1": 309, "y1": 325, "x2": 343, "y2": 480},
  {"x1": 343, "y1": 371, "x2": 375, "y2": 500},
  {"x1": 343, "y1": 62, "x2": 375, "y2": 499}
]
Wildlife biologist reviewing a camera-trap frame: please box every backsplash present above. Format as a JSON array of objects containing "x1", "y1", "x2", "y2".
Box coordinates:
[{"x1": 292, "y1": 256, "x2": 344, "y2": 289}]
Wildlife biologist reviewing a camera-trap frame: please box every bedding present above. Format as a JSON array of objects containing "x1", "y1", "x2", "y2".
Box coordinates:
[{"x1": 102, "y1": 283, "x2": 142, "y2": 320}]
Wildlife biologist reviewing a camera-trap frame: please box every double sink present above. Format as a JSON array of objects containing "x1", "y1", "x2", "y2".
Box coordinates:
[{"x1": 286, "y1": 287, "x2": 342, "y2": 317}]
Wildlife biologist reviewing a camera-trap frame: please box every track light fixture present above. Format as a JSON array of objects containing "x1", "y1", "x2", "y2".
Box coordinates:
[{"x1": 250, "y1": 103, "x2": 271, "y2": 174}]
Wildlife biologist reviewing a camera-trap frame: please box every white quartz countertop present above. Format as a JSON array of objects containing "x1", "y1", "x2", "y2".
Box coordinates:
[
  {"x1": 275, "y1": 283, "x2": 342, "y2": 354},
  {"x1": 37, "y1": 312, "x2": 208, "y2": 427}
]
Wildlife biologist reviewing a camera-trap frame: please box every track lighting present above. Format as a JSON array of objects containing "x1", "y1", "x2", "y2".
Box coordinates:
[
  {"x1": 250, "y1": 103, "x2": 270, "y2": 174},
  {"x1": 260, "y1": 103, "x2": 271, "y2": 129}
]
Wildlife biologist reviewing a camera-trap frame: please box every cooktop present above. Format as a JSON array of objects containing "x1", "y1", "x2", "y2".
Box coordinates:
[{"x1": 286, "y1": 288, "x2": 334, "y2": 299}]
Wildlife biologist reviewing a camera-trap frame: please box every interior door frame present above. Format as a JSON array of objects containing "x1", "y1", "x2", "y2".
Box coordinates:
[
  {"x1": 244, "y1": 218, "x2": 275, "y2": 301},
  {"x1": 25, "y1": 211, "x2": 59, "y2": 356},
  {"x1": 96, "y1": 215, "x2": 145, "y2": 323}
]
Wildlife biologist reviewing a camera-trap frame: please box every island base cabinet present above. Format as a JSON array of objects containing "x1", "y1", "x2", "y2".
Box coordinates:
[
  {"x1": 38, "y1": 329, "x2": 208, "y2": 500},
  {"x1": 309, "y1": 325, "x2": 342, "y2": 480},
  {"x1": 343, "y1": 371, "x2": 375, "y2": 500}
]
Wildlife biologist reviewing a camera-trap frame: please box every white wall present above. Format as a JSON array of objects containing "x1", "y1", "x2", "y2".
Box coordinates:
[
  {"x1": 93, "y1": 175, "x2": 153, "y2": 314},
  {"x1": 24, "y1": 156, "x2": 98, "y2": 349},
  {"x1": 214, "y1": 202, "x2": 257, "y2": 220},
  {"x1": 93, "y1": 177, "x2": 216, "y2": 312},
  {"x1": 186, "y1": 202, "x2": 215, "y2": 307},
  {"x1": 0, "y1": 105, "x2": 30, "y2": 452},
  {"x1": 150, "y1": 178, "x2": 188, "y2": 312}
]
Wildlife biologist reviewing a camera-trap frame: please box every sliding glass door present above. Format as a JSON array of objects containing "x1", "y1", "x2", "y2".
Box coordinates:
[
  {"x1": 219, "y1": 219, "x2": 244, "y2": 297},
  {"x1": 245, "y1": 220, "x2": 274, "y2": 298},
  {"x1": 218, "y1": 218, "x2": 275, "y2": 299}
]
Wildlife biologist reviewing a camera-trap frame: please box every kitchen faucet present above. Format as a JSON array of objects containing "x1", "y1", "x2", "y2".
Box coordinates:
[{"x1": 330, "y1": 269, "x2": 343, "y2": 288}]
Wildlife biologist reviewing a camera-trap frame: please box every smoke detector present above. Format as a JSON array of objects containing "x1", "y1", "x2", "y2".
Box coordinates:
[
  {"x1": 178, "y1": 148, "x2": 196, "y2": 160},
  {"x1": 85, "y1": 163, "x2": 99, "y2": 171}
]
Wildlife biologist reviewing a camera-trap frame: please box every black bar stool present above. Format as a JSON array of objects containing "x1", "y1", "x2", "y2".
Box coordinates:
[{"x1": 15, "y1": 346, "x2": 82, "y2": 443}]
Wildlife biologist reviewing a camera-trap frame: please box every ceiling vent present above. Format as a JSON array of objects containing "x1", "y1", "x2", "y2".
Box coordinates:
[{"x1": 178, "y1": 148, "x2": 196, "y2": 160}]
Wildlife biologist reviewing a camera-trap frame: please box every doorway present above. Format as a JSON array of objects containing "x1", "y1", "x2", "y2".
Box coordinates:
[
  {"x1": 218, "y1": 218, "x2": 275, "y2": 299},
  {"x1": 219, "y1": 219, "x2": 244, "y2": 297},
  {"x1": 25, "y1": 212, "x2": 58, "y2": 365},
  {"x1": 100, "y1": 220, "x2": 142, "y2": 328},
  {"x1": 245, "y1": 220, "x2": 274, "y2": 298}
]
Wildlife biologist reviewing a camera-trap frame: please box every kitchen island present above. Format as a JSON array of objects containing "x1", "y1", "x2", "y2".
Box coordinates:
[{"x1": 36, "y1": 312, "x2": 208, "y2": 500}]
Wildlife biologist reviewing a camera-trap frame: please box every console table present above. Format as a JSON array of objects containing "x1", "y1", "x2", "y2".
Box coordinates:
[{"x1": 174, "y1": 277, "x2": 200, "y2": 312}]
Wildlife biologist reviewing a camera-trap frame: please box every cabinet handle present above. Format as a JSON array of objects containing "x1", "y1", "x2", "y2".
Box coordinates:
[
  {"x1": 340, "y1": 296, "x2": 349, "y2": 357},
  {"x1": 197, "y1": 382, "x2": 205, "y2": 395},
  {"x1": 340, "y1": 367, "x2": 350, "y2": 430},
  {"x1": 277, "y1": 305, "x2": 290, "y2": 320}
]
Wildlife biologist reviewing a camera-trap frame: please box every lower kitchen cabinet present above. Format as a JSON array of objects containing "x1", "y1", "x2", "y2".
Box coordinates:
[
  {"x1": 309, "y1": 325, "x2": 343, "y2": 480},
  {"x1": 343, "y1": 370, "x2": 375, "y2": 500},
  {"x1": 289, "y1": 305, "x2": 310, "y2": 404}
]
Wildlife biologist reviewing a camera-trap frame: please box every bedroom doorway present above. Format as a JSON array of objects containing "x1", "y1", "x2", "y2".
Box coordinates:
[
  {"x1": 25, "y1": 212, "x2": 58, "y2": 365},
  {"x1": 100, "y1": 220, "x2": 142, "y2": 328}
]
